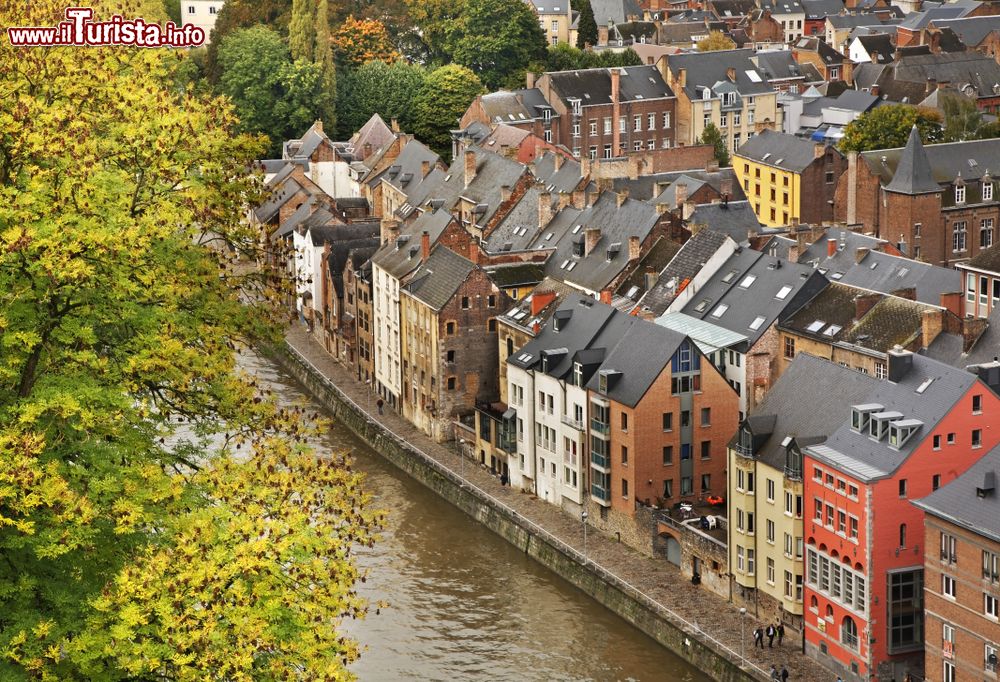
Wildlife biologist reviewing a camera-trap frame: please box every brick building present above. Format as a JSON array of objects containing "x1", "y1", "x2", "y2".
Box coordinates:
[
  {"x1": 957, "y1": 242, "x2": 1000, "y2": 318},
  {"x1": 913, "y1": 432, "x2": 1000, "y2": 682},
  {"x1": 801, "y1": 350, "x2": 1000, "y2": 681},
  {"x1": 836, "y1": 127, "x2": 1000, "y2": 267}
]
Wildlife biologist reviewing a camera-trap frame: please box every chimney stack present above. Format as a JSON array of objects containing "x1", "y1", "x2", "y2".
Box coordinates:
[
  {"x1": 530, "y1": 289, "x2": 557, "y2": 315},
  {"x1": 558, "y1": 191, "x2": 572, "y2": 209},
  {"x1": 422, "y1": 160, "x2": 431, "y2": 177},
  {"x1": 600, "y1": 289, "x2": 612, "y2": 304},
  {"x1": 539, "y1": 191, "x2": 553, "y2": 227},
  {"x1": 313, "y1": 119, "x2": 323, "y2": 134},
  {"x1": 682, "y1": 200, "x2": 696, "y2": 221},
  {"x1": 526, "y1": 72, "x2": 536, "y2": 89},
  {"x1": 674, "y1": 182, "x2": 688, "y2": 208},
  {"x1": 585, "y1": 227, "x2": 602, "y2": 256},
  {"x1": 726, "y1": 67, "x2": 737, "y2": 82},
  {"x1": 469, "y1": 241, "x2": 480, "y2": 265},
  {"x1": 827, "y1": 238, "x2": 838, "y2": 258},
  {"x1": 628, "y1": 235, "x2": 641, "y2": 260},
  {"x1": 616, "y1": 188, "x2": 629, "y2": 208},
  {"x1": 855, "y1": 247, "x2": 870, "y2": 264},
  {"x1": 501, "y1": 185, "x2": 512, "y2": 202},
  {"x1": 554, "y1": 154, "x2": 564, "y2": 171},
  {"x1": 391, "y1": 118, "x2": 400, "y2": 133},
  {"x1": 381, "y1": 217, "x2": 401, "y2": 245},
  {"x1": 464, "y1": 149, "x2": 477, "y2": 187},
  {"x1": 678, "y1": 68, "x2": 687, "y2": 88},
  {"x1": 921, "y1": 309, "x2": 944, "y2": 349},
  {"x1": 814, "y1": 142, "x2": 826, "y2": 159},
  {"x1": 611, "y1": 68, "x2": 622, "y2": 158},
  {"x1": 421, "y1": 230, "x2": 431, "y2": 261},
  {"x1": 854, "y1": 292, "x2": 881, "y2": 320},
  {"x1": 571, "y1": 189, "x2": 586, "y2": 208},
  {"x1": 887, "y1": 345, "x2": 913, "y2": 383}
]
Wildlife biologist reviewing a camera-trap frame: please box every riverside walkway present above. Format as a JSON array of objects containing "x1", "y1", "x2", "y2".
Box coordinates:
[{"x1": 285, "y1": 325, "x2": 835, "y2": 682}]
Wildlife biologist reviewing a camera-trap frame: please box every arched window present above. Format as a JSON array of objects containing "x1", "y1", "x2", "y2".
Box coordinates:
[
  {"x1": 899, "y1": 523, "x2": 907, "y2": 548},
  {"x1": 810, "y1": 595, "x2": 818, "y2": 613},
  {"x1": 826, "y1": 604, "x2": 834, "y2": 621},
  {"x1": 841, "y1": 616, "x2": 859, "y2": 650}
]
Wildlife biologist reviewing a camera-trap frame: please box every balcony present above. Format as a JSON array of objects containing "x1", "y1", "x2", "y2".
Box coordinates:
[
  {"x1": 784, "y1": 466, "x2": 803, "y2": 481},
  {"x1": 591, "y1": 450, "x2": 610, "y2": 470},
  {"x1": 735, "y1": 444, "x2": 755, "y2": 459},
  {"x1": 591, "y1": 484, "x2": 611, "y2": 504},
  {"x1": 561, "y1": 414, "x2": 584, "y2": 430},
  {"x1": 591, "y1": 418, "x2": 610, "y2": 436}
]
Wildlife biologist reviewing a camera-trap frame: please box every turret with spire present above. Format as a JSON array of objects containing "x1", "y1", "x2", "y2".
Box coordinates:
[{"x1": 884, "y1": 125, "x2": 940, "y2": 195}]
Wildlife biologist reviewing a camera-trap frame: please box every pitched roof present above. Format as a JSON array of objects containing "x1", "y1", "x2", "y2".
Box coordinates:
[
  {"x1": 544, "y1": 65, "x2": 674, "y2": 106},
  {"x1": 898, "y1": 1, "x2": 977, "y2": 30},
  {"x1": 932, "y1": 15, "x2": 1000, "y2": 47},
  {"x1": 965, "y1": 242, "x2": 1000, "y2": 275},
  {"x1": 855, "y1": 33, "x2": 895, "y2": 63},
  {"x1": 914, "y1": 444, "x2": 1000, "y2": 543},
  {"x1": 403, "y1": 245, "x2": 477, "y2": 311},
  {"x1": 370, "y1": 208, "x2": 455, "y2": 279},
  {"x1": 589, "y1": 0, "x2": 643, "y2": 25},
  {"x1": 615, "y1": 236, "x2": 684, "y2": 302},
  {"x1": 806, "y1": 351, "x2": 977, "y2": 481},
  {"x1": 639, "y1": 229, "x2": 734, "y2": 315},
  {"x1": 735, "y1": 129, "x2": 826, "y2": 173},
  {"x1": 887, "y1": 51, "x2": 1000, "y2": 101},
  {"x1": 483, "y1": 185, "x2": 555, "y2": 253},
  {"x1": 862, "y1": 136, "x2": 1000, "y2": 188},
  {"x1": 498, "y1": 277, "x2": 580, "y2": 334},
  {"x1": 800, "y1": 0, "x2": 846, "y2": 20},
  {"x1": 665, "y1": 49, "x2": 773, "y2": 100},
  {"x1": 532, "y1": 151, "x2": 585, "y2": 193},
  {"x1": 685, "y1": 201, "x2": 761, "y2": 244},
  {"x1": 348, "y1": 114, "x2": 395, "y2": 160},
  {"x1": 478, "y1": 88, "x2": 549, "y2": 123},
  {"x1": 885, "y1": 126, "x2": 947, "y2": 195}
]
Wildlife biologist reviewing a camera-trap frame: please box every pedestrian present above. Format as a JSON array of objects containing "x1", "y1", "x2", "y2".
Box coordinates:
[
  {"x1": 780, "y1": 665, "x2": 789, "y2": 681},
  {"x1": 769, "y1": 664, "x2": 779, "y2": 680},
  {"x1": 836, "y1": 676, "x2": 843, "y2": 682},
  {"x1": 500, "y1": 470, "x2": 509, "y2": 486},
  {"x1": 766, "y1": 622, "x2": 776, "y2": 648},
  {"x1": 376, "y1": 397, "x2": 384, "y2": 415},
  {"x1": 753, "y1": 626, "x2": 764, "y2": 649},
  {"x1": 776, "y1": 621, "x2": 785, "y2": 646},
  {"x1": 903, "y1": 674, "x2": 912, "y2": 682}
]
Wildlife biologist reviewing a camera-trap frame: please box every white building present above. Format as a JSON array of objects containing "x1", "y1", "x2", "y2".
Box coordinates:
[{"x1": 180, "y1": 0, "x2": 225, "y2": 38}]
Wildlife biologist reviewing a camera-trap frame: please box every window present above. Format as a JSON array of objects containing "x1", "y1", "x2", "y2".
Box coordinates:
[
  {"x1": 850, "y1": 515, "x2": 859, "y2": 540},
  {"x1": 603, "y1": 144, "x2": 612, "y2": 159},
  {"x1": 621, "y1": 413, "x2": 629, "y2": 431},
  {"x1": 662, "y1": 446, "x2": 673, "y2": 466},
  {"x1": 544, "y1": 129, "x2": 552, "y2": 142},
  {"x1": 747, "y1": 548, "x2": 755, "y2": 575},
  {"x1": 982, "y1": 218, "x2": 995, "y2": 248},
  {"x1": 941, "y1": 532, "x2": 958, "y2": 563},
  {"x1": 619, "y1": 116, "x2": 627, "y2": 133},
  {"x1": 720, "y1": 113, "x2": 728, "y2": 128},
  {"x1": 899, "y1": 524, "x2": 907, "y2": 548},
  {"x1": 737, "y1": 545, "x2": 745, "y2": 572},
  {"x1": 488, "y1": 319, "x2": 497, "y2": 332},
  {"x1": 943, "y1": 574, "x2": 957, "y2": 599},
  {"x1": 973, "y1": 394, "x2": 983, "y2": 413},
  {"x1": 785, "y1": 491, "x2": 794, "y2": 516},
  {"x1": 948, "y1": 432, "x2": 956, "y2": 445},
  {"x1": 704, "y1": 112, "x2": 712, "y2": 128},
  {"x1": 814, "y1": 498, "x2": 822, "y2": 521},
  {"x1": 648, "y1": 113, "x2": 656, "y2": 130},
  {"x1": 841, "y1": 616, "x2": 858, "y2": 650},
  {"x1": 899, "y1": 479, "x2": 907, "y2": 497},
  {"x1": 663, "y1": 112, "x2": 670, "y2": 128},
  {"x1": 974, "y1": 429, "x2": 983, "y2": 447},
  {"x1": 446, "y1": 321, "x2": 456, "y2": 335},
  {"x1": 933, "y1": 434, "x2": 941, "y2": 450},
  {"x1": 447, "y1": 377, "x2": 456, "y2": 390},
  {"x1": 188, "y1": 5, "x2": 195, "y2": 12},
  {"x1": 589, "y1": 120, "x2": 597, "y2": 136},
  {"x1": 461, "y1": 296, "x2": 470, "y2": 309},
  {"x1": 767, "y1": 557, "x2": 775, "y2": 584},
  {"x1": 986, "y1": 593, "x2": 999, "y2": 619},
  {"x1": 701, "y1": 408, "x2": 711, "y2": 426},
  {"x1": 681, "y1": 476, "x2": 692, "y2": 495},
  {"x1": 784, "y1": 337, "x2": 795, "y2": 359},
  {"x1": 943, "y1": 661, "x2": 956, "y2": 682},
  {"x1": 933, "y1": 474, "x2": 941, "y2": 490},
  {"x1": 681, "y1": 410, "x2": 690, "y2": 427},
  {"x1": 603, "y1": 117, "x2": 612, "y2": 134},
  {"x1": 987, "y1": 643, "x2": 998, "y2": 673},
  {"x1": 662, "y1": 412, "x2": 673, "y2": 431},
  {"x1": 766, "y1": 478, "x2": 775, "y2": 502},
  {"x1": 956, "y1": 184, "x2": 966, "y2": 204},
  {"x1": 733, "y1": 135, "x2": 740, "y2": 152},
  {"x1": 953, "y1": 221, "x2": 968, "y2": 252},
  {"x1": 985, "y1": 550, "x2": 1000, "y2": 583},
  {"x1": 633, "y1": 115, "x2": 642, "y2": 132},
  {"x1": 633, "y1": 140, "x2": 643, "y2": 152},
  {"x1": 733, "y1": 112, "x2": 741, "y2": 126},
  {"x1": 875, "y1": 361, "x2": 887, "y2": 379},
  {"x1": 572, "y1": 123, "x2": 580, "y2": 138},
  {"x1": 700, "y1": 440, "x2": 711, "y2": 460},
  {"x1": 766, "y1": 519, "x2": 775, "y2": 543},
  {"x1": 446, "y1": 350, "x2": 455, "y2": 363},
  {"x1": 702, "y1": 473, "x2": 711, "y2": 492}
]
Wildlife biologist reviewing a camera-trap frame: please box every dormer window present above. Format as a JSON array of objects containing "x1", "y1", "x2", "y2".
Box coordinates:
[
  {"x1": 869, "y1": 411, "x2": 903, "y2": 441},
  {"x1": 543, "y1": 108, "x2": 552, "y2": 121},
  {"x1": 598, "y1": 369, "x2": 621, "y2": 394},
  {"x1": 851, "y1": 403, "x2": 883, "y2": 433},
  {"x1": 737, "y1": 425, "x2": 754, "y2": 456},
  {"x1": 888, "y1": 419, "x2": 923, "y2": 450},
  {"x1": 573, "y1": 362, "x2": 583, "y2": 387},
  {"x1": 785, "y1": 443, "x2": 802, "y2": 479},
  {"x1": 955, "y1": 184, "x2": 966, "y2": 204}
]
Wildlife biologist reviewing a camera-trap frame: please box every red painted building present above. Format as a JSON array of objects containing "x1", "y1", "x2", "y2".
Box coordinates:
[{"x1": 802, "y1": 348, "x2": 1000, "y2": 682}]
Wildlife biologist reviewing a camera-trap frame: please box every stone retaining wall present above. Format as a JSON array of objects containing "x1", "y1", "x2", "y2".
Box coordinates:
[{"x1": 271, "y1": 344, "x2": 765, "y2": 682}]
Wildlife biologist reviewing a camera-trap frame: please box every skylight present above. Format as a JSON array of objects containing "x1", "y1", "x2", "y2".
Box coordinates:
[
  {"x1": 746, "y1": 70, "x2": 763, "y2": 83},
  {"x1": 823, "y1": 324, "x2": 842, "y2": 336},
  {"x1": 806, "y1": 320, "x2": 826, "y2": 333},
  {"x1": 776, "y1": 284, "x2": 793, "y2": 300},
  {"x1": 561, "y1": 259, "x2": 570, "y2": 269},
  {"x1": 712, "y1": 303, "x2": 729, "y2": 318},
  {"x1": 749, "y1": 315, "x2": 766, "y2": 330},
  {"x1": 831, "y1": 272, "x2": 844, "y2": 280},
  {"x1": 722, "y1": 269, "x2": 739, "y2": 283},
  {"x1": 566, "y1": 262, "x2": 577, "y2": 271},
  {"x1": 915, "y1": 377, "x2": 934, "y2": 394},
  {"x1": 739, "y1": 275, "x2": 757, "y2": 288},
  {"x1": 572, "y1": 224, "x2": 582, "y2": 234},
  {"x1": 694, "y1": 299, "x2": 710, "y2": 313}
]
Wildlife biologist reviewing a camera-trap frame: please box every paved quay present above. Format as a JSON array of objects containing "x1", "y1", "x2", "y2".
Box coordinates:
[{"x1": 285, "y1": 325, "x2": 834, "y2": 682}]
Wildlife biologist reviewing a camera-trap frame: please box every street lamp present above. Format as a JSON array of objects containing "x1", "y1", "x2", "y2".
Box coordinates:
[
  {"x1": 459, "y1": 438, "x2": 466, "y2": 482},
  {"x1": 739, "y1": 607, "x2": 747, "y2": 666},
  {"x1": 366, "y1": 379, "x2": 372, "y2": 414},
  {"x1": 581, "y1": 510, "x2": 589, "y2": 563}
]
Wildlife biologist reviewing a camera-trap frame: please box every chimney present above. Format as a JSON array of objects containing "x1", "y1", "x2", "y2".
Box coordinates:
[
  {"x1": 846, "y1": 151, "x2": 858, "y2": 225},
  {"x1": 530, "y1": 289, "x2": 557, "y2": 315},
  {"x1": 616, "y1": 188, "x2": 629, "y2": 208},
  {"x1": 887, "y1": 345, "x2": 913, "y2": 383},
  {"x1": 391, "y1": 118, "x2": 400, "y2": 133},
  {"x1": 585, "y1": 227, "x2": 602, "y2": 256},
  {"x1": 962, "y1": 317, "x2": 989, "y2": 352},
  {"x1": 469, "y1": 241, "x2": 480, "y2": 265},
  {"x1": 421, "y1": 230, "x2": 430, "y2": 261},
  {"x1": 558, "y1": 191, "x2": 571, "y2": 209},
  {"x1": 674, "y1": 182, "x2": 688, "y2": 208},
  {"x1": 855, "y1": 247, "x2": 870, "y2": 264},
  {"x1": 598, "y1": 25, "x2": 609, "y2": 46},
  {"x1": 814, "y1": 142, "x2": 825, "y2": 159},
  {"x1": 891, "y1": 287, "x2": 916, "y2": 301},
  {"x1": 678, "y1": 68, "x2": 687, "y2": 89},
  {"x1": 381, "y1": 217, "x2": 401, "y2": 245},
  {"x1": 422, "y1": 160, "x2": 431, "y2": 177},
  {"x1": 720, "y1": 176, "x2": 733, "y2": 200},
  {"x1": 827, "y1": 238, "x2": 838, "y2": 258},
  {"x1": 464, "y1": 149, "x2": 477, "y2": 187},
  {"x1": 726, "y1": 67, "x2": 737, "y2": 82},
  {"x1": 587, "y1": 190, "x2": 598, "y2": 207},
  {"x1": 526, "y1": 72, "x2": 536, "y2": 89},
  {"x1": 854, "y1": 292, "x2": 881, "y2": 320},
  {"x1": 682, "y1": 200, "x2": 696, "y2": 221},
  {"x1": 364, "y1": 142, "x2": 372, "y2": 158},
  {"x1": 611, "y1": 68, "x2": 622, "y2": 157},
  {"x1": 870, "y1": 84, "x2": 880, "y2": 97},
  {"x1": 313, "y1": 119, "x2": 323, "y2": 134},
  {"x1": 600, "y1": 289, "x2": 612, "y2": 304},
  {"x1": 554, "y1": 154, "x2": 564, "y2": 171},
  {"x1": 571, "y1": 189, "x2": 586, "y2": 208},
  {"x1": 628, "y1": 235, "x2": 641, "y2": 260},
  {"x1": 921, "y1": 309, "x2": 944, "y2": 349},
  {"x1": 925, "y1": 77, "x2": 936, "y2": 94},
  {"x1": 539, "y1": 191, "x2": 553, "y2": 227},
  {"x1": 501, "y1": 185, "x2": 512, "y2": 202},
  {"x1": 939, "y1": 291, "x2": 962, "y2": 317}
]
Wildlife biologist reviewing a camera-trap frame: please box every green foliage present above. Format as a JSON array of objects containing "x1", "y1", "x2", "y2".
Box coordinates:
[
  {"x1": 450, "y1": 0, "x2": 547, "y2": 89},
  {"x1": 0, "y1": 2, "x2": 382, "y2": 679},
  {"x1": 217, "y1": 26, "x2": 330, "y2": 156},
  {"x1": 204, "y1": 0, "x2": 295, "y2": 81},
  {"x1": 413, "y1": 64, "x2": 486, "y2": 156},
  {"x1": 838, "y1": 104, "x2": 942, "y2": 152},
  {"x1": 700, "y1": 123, "x2": 730, "y2": 167},
  {"x1": 338, "y1": 60, "x2": 427, "y2": 137},
  {"x1": 314, "y1": 0, "x2": 337, "y2": 130},
  {"x1": 404, "y1": 0, "x2": 466, "y2": 64},
  {"x1": 575, "y1": 0, "x2": 598, "y2": 49},
  {"x1": 940, "y1": 94, "x2": 1000, "y2": 142},
  {"x1": 538, "y1": 43, "x2": 642, "y2": 72},
  {"x1": 289, "y1": 0, "x2": 316, "y2": 61},
  {"x1": 697, "y1": 30, "x2": 736, "y2": 51},
  {"x1": 163, "y1": 0, "x2": 181, "y2": 24}
]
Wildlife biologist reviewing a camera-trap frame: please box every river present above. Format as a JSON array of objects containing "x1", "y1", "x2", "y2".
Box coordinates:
[{"x1": 244, "y1": 352, "x2": 709, "y2": 682}]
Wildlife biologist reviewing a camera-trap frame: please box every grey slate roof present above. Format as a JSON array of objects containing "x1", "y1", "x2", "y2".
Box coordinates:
[
  {"x1": 403, "y1": 245, "x2": 477, "y2": 311},
  {"x1": 861, "y1": 136, "x2": 1000, "y2": 189},
  {"x1": 965, "y1": 242, "x2": 1000, "y2": 275},
  {"x1": 423, "y1": 147, "x2": 528, "y2": 227},
  {"x1": 754, "y1": 50, "x2": 819, "y2": 84},
  {"x1": 544, "y1": 65, "x2": 674, "y2": 106},
  {"x1": 665, "y1": 49, "x2": 772, "y2": 100},
  {"x1": 855, "y1": 33, "x2": 895, "y2": 63},
  {"x1": 914, "y1": 444, "x2": 1000, "y2": 543},
  {"x1": 639, "y1": 229, "x2": 734, "y2": 316},
  {"x1": 590, "y1": 0, "x2": 644, "y2": 24},
  {"x1": 370, "y1": 208, "x2": 455, "y2": 280},
  {"x1": 585, "y1": 318, "x2": 691, "y2": 407},
  {"x1": 738, "y1": 353, "x2": 875, "y2": 470},
  {"x1": 532, "y1": 152, "x2": 585, "y2": 194},
  {"x1": 680, "y1": 249, "x2": 829, "y2": 345},
  {"x1": 800, "y1": 0, "x2": 845, "y2": 20},
  {"x1": 758, "y1": 0, "x2": 804, "y2": 16},
  {"x1": 898, "y1": 1, "x2": 977, "y2": 30},
  {"x1": 885, "y1": 126, "x2": 941, "y2": 195},
  {"x1": 685, "y1": 201, "x2": 761, "y2": 244},
  {"x1": 735, "y1": 129, "x2": 824, "y2": 173},
  {"x1": 887, "y1": 52, "x2": 1000, "y2": 102},
  {"x1": 484, "y1": 185, "x2": 555, "y2": 253},
  {"x1": 932, "y1": 15, "x2": 1000, "y2": 47},
  {"x1": 806, "y1": 351, "x2": 978, "y2": 481},
  {"x1": 615, "y1": 237, "x2": 683, "y2": 302},
  {"x1": 348, "y1": 114, "x2": 395, "y2": 161},
  {"x1": 499, "y1": 277, "x2": 580, "y2": 334},
  {"x1": 479, "y1": 88, "x2": 549, "y2": 123},
  {"x1": 927, "y1": 307, "x2": 1000, "y2": 367}
]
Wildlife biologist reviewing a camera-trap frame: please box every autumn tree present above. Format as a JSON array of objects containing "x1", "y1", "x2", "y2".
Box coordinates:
[
  {"x1": 0, "y1": 2, "x2": 381, "y2": 679},
  {"x1": 700, "y1": 122, "x2": 730, "y2": 167},
  {"x1": 338, "y1": 60, "x2": 427, "y2": 136},
  {"x1": 450, "y1": 0, "x2": 547, "y2": 89},
  {"x1": 575, "y1": 0, "x2": 598, "y2": 49},
  {"x1": 331, "y1": 15, "x2": 400, "y2": 69},
  {"x1": 404, "y1": 0, "x2": 466, "y2": 63},
  {"x1": 413, "y1": 64, "x2": 486, "y2": 156},
  {"x1": 838, "y1": 103, "x2": 942, "y2": 152},
  {"x1": 289, "y1": 0, "x2": 316, "y2": 61},
  {"x1": 697, "y1": 30, "x2": 736, "y2": 51},
  {"x1": 940, "y1": 93, "x2": 1000, "y2": 142}
]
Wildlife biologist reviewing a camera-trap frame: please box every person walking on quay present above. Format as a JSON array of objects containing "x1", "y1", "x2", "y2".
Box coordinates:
[
  {"x1": 780, "y1": 664, "x2": 789, "y2": 681},
  {"x1": 766, "y1": 622, "x2": 776, "y2": 648},
  {"x1": 376, "y1": 397, "x2": 384, "y2": 415},
  {"x1": 769, "y1": 664, "x2": 779, "y2": 680},
  {"x1": 776, "y1": 621, "x2": 785, "y2": 646},
  {"x1": 753, "y1": 626, "x2": 764, "y2": 648},
  {"x1": 836, "y1": 676, "x2": 843, "y2": 682}
]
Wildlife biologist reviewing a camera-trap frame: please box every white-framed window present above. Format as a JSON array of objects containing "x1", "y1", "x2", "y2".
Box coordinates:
[
  {"x1": 747, "y1": 548, "x2": 755, "y2": 575},
  {"x1": 953, "y1": 221, "x2": 968, "y2": 252},
  {"x1": 648, "y1": 113, "x2": 656, "y2": 130},
  {"x1": 766, "y1": 519, "x2": 775, "y2": 543},
  {"x1": 944, "y1": 661, "x2": 956, "y2": 682},
  {"x1": 734, "y1": 112, "x2": 742, "y2": 126},
  {"x1": 572, "y1": 122, "x2": 580, "y2": 137},
  {"x1": 663, "y1": 112, "x2": 671, "y2": 128},
  {"x1": 943, "y1": 574, "x2": 957, "y2": 599},
  {"x1": 982, "y1": 218, "x2": 995, "y2": 248},
  {"x1": 544, "y1": 129, "x2": 552, "y2": 143},
  {"x1": 737, "y1": 545, "x2": 745, "y2": 572},
  {"x1": 619, "y1": 116, "x2": 627, "y2": 133},
  {"x1": 767, "y1": 557, "x2": 775, "y2": 584},
  {"x1": 986, "y1": 593, "x2": 999, "y2": 619},
  {"x1": 603, "y1": 117, "x2": 612, "y2": 134},
  {"x1": 647, "y1": 139, "x2": 655, "y2": 150},
  {"x1": 986, "y1": 643, "x2": 998, "y2": 672},
  {"x1": 633, "y1": 140, "x2": 642, "y2": 151},
  {"x1": 589, "y1": 120, "x2": 597, "y2": 136},
  {"x1": 985, "y1": 182, "x2": 994, "y2": 201},
  {"x1": 766, "y1": 478, "x2": 775, "y2": 502},
  {"x1": 956, "y1": 184, "x2": 966, "y2": 204},
  {"x1": 633, "y1": 114, "x2": 642, "y2": 132}
]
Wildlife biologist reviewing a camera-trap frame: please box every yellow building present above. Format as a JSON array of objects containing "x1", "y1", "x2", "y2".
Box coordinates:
[
  {"x1": 733, "y1": 129, "x2": 845, "y2": 227},
  {"x1": 529, "y1": 0, "x2": 575, "y2": 46}
]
